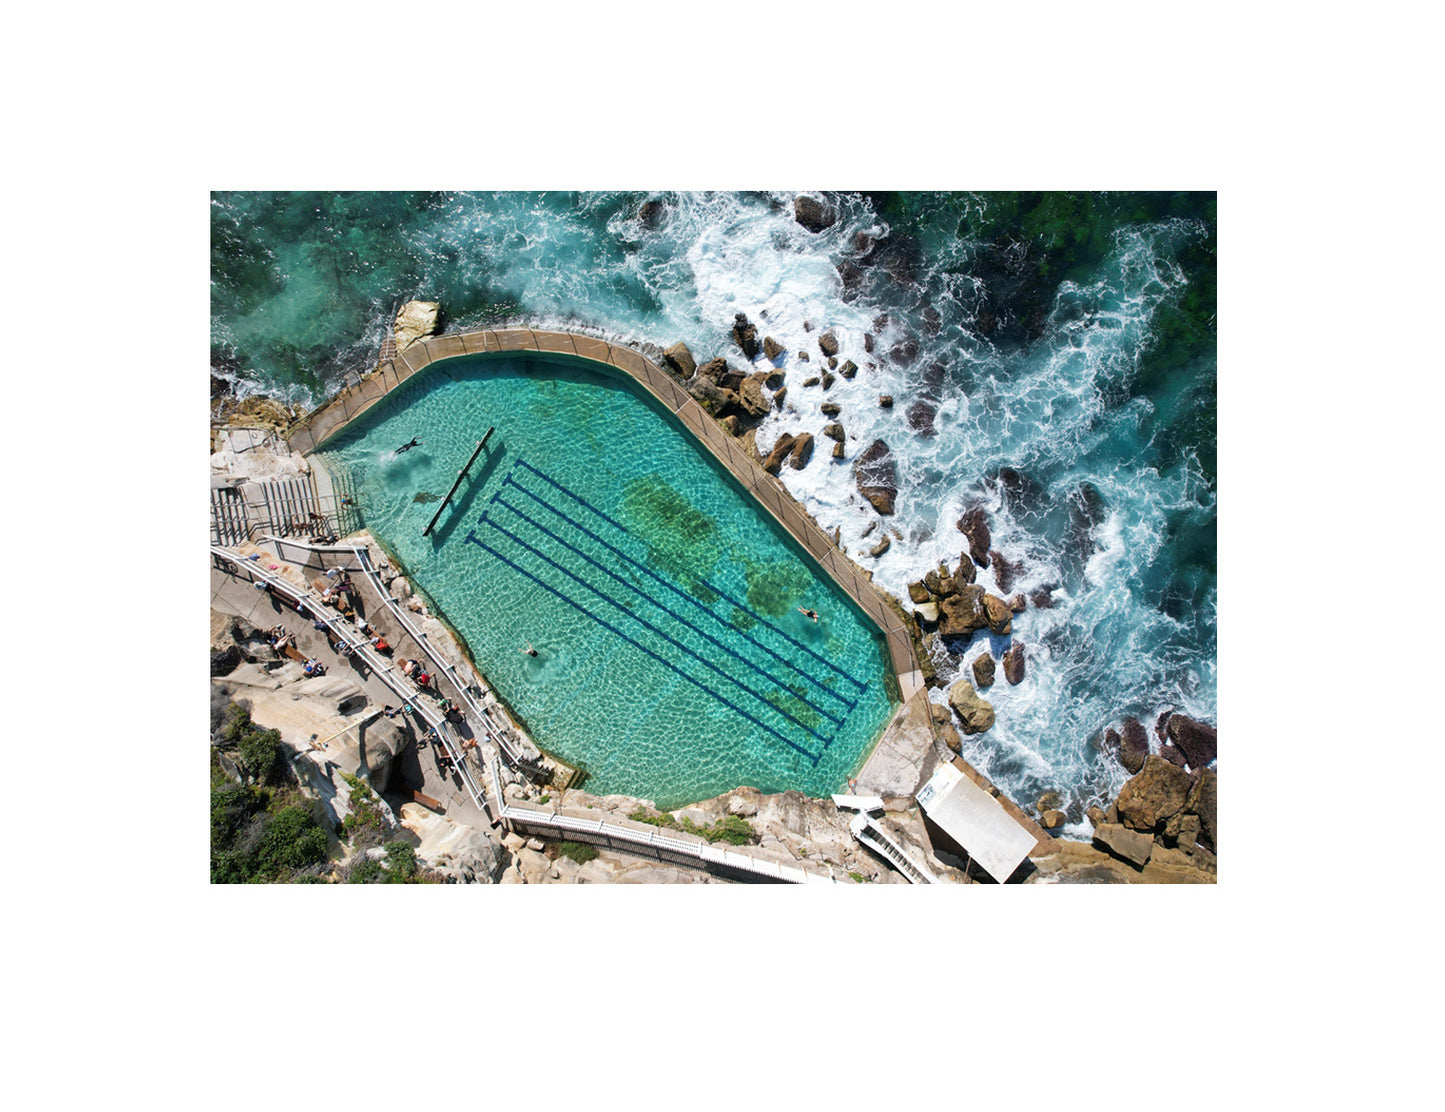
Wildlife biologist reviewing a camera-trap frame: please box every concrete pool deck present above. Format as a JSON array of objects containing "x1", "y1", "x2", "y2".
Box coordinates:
[{"x1": 281, "y1": 328, "x2": 1051, "y2": 850}]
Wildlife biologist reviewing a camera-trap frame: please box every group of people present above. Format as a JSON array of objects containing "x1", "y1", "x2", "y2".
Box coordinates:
[{"x1": 267, "y1": 624, "x2": 295, "y2": 653}]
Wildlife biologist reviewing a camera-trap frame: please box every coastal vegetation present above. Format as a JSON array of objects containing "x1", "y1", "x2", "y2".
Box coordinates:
[{"x1": 627, "y1": 807, "x2": 758, "y2": 846}]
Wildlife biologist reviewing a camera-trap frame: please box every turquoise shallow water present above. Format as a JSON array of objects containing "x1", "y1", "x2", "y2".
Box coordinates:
[{"x1": 315, "y1": 354, "x2": 897, "y2": 807}]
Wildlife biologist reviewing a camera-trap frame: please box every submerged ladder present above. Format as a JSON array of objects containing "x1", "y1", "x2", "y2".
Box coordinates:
[{"x1": 423, "y1": 427, "x2": 494, "y2": 537}]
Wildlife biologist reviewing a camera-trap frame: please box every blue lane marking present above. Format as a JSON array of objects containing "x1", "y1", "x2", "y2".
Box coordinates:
[
  {"x1": 479, "y1": 510, "x2": 835, "y2": 746},
  {"x1": 464, "y1": 529, "x2": 822, "y2": 766},
  {"x1": 512, "y1": 459, "x2": 867, "y2": 693},
  {"x1": 494, "y1": 485, "x2": 852, "y2": 722}
]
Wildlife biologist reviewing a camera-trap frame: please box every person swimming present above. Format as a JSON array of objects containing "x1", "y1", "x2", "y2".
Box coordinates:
[
  {"x1": 396, "y1": 437, "x2": 422, "y2": 453},
  {"x1": 519, "y1": 640, "x2": 538, "y2": 657},
  {"x1": 797, "y1": 606, "x2": 819, "y2": 622}
]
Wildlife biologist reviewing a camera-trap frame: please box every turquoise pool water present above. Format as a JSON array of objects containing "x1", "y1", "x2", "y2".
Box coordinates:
[{"x1": 314, "y1": 354, "x2": 897, "y2": 807}]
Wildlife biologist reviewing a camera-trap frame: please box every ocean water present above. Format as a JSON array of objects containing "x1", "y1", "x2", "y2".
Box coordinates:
[
  {"x1": 213, "y1": 190, "x2": 1216, "y2": 824},
  {"x1": 312, "y1": 355, "x2": 896, "y2": 807}
]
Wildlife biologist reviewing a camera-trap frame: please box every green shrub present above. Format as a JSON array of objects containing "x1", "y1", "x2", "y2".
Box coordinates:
[
  {"x1": 255, "y1": 805, "x2": 329, "y2": 877},
  {"x1": 848, "y1": 871, "x2": 873, "y2": 884},
  {"x1": 556, "y1": 841, "x2": 598, "y2": 863},
  {"x1": 383, "y1": 840, "x2": 418, "y2": 881},
  {"x1": 628, "y1": 807, "x2": 677, "y2": 829},
  {"x1": 347, "y1": 857, "x2": 384, "y2": 884},
  {"x1": 238, "y1": 725, "x2": 283, "y2": 785},
  {"x1": 340, "y1": 773, "x2": 387, "y2": 843}
]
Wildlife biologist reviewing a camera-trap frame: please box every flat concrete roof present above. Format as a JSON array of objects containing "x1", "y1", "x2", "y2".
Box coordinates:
[{"x1": 916, "y1": 761, "x2": 1041, "y2": 883}]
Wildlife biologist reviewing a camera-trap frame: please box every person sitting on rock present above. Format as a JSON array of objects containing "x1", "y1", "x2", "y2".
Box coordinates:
[{"x1": 303, "y1": 658, "x2": 325, "y2": 677}]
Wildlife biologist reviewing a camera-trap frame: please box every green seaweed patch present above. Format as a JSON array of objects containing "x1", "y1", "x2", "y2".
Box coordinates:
[
  {"x1": 413, "y1": 491, "x2": 440, "y2": 504},
  {"x1": 743, "y1": 558, "x2": 811, "y2": 617},
  {"x1": 688, "y1": 580, "x2": 720, "y2": 606},
  {"x1": 622, "y1": 474, "x2": 722, "y2": 580},
  {"x1": 729, "y1": 607, "x2": 756, "y2": 632},
  {"x1": 763, "y1": 688, "x2": 822, "y2": 732}
]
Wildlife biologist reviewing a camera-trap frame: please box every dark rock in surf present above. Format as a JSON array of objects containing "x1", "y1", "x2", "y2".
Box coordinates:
[
  {"x1": 639, "y1": 199, "x2": 668, "y2": 228},
  {"x1": 1116, "y1": 756, "x2": 1194, "y2": 834},
  {"x1": 732, "y1": 313, "x2": 760, "y2": 360},
  {"x1": 1167, "y1": 714, "x2": 1218, "y2": 770},
  {"x1": 938, "y1": 585, "x2": 988, "y2": 640},
  {"x1": 763, "y1": 336, "x2": 785, "y2": 362},
  {"x1": 1159, "y1": 744, "x2": 1188, "y2": 769},
  {"x1": 788, "y1": 433, "x2": 815, "y2": 469},
  {"x1": 818, "y1": 331, "x2": 840, "y2": 357},
  {"x1": 1119, "y1": 718, "x2": 1150, "y2": 775},
  {"x1": 762, "y1": 433, "x2": 798, "y2": 475},
  {"x1": 957, "y1": 506, "x2": 991, "y2": 568},
  {"x1": 1002, "y1": 643, "x2": 1026, "y2": 685},
  {"x1": 972, "y1": 653, "x2": 996, "y2": 688},
  {"x1": 1030, "y1": 588, "x2": 1054, "y2": 609},
  {"x1": 823, "y1": 423, "x2": 845, "y2": 443},
  {"x1": 1010, "y1": 593, "x2": 1027, "y2": 613},
  {"x1": 794, "y1": 194, "x2": 837, "y2": 233},
  {"x1": 906, "y1": 400, "x2": 937, "y2": 438},
  {"x1": 839, "y1": 360, "x2": 858, "y2": 378},
  {"x1": 820, "y1": 402, "x2": 841, "y2": 417},
  {"x1": 983, "y1": 594, "x2": 1013, "y2": 636},
  {"x1": 954, "y1": 554, "x2": 977, "y2": 585},
  {"x1": 855, "y1": 439, "x2": 898, "y2": 515},
  {"x1": 878, "y1": 394, "x2": 893, "y2": 408}
]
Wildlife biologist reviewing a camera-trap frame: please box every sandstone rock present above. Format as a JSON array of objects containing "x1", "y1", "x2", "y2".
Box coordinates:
[
  {"x1": 855, "y1": 439, "x2": 898, "y2": 514},
  {"x1": 1009, "y1": 593, "x2": 1027, "y2": 613},
  {"x1": 1167, "y1": 714, "x2": 1218, "y2": 769},
  {"x1": 823, "y1": 423, "x2": 845, "y2": 442},
  {"x1": 821, "y1": 372, "x2": 836, "y2": 389},
  {"x1": 1093, "y1": 822, "x2": 1154, "y2": 868},
  {"x1": 827, "y1": 356, "x2": 838, "y2": 370},
  {"x1": 907, "y1": 580, "x2": 930, "y2": 604},
  {"x1": 983, "y1": 594, "x2": 1013, "y2": 636},
  {"x1": 688, "y1": 378, "x2": 740, "y2": 415},
  {"x1": 1186, "y1": 769, "x2": 1217, "y2": 853},
  {"x1": 1037, "y1": 791, "x2": 1063, "y2": 812},
  {"x1": 1156, "y1": 710, "x2": 1174, "y2": 741},
  {"x1": 769, "y1": 387, "x2": 787, "y2": 412},
  {"x1": 662, "y1": 342, "x2": 696, "y2": 379},
  {"x1": 832, "y1": 442, "x2": 845, "y2": 460},
  {"x1": 1116, "y1": 755, "x2": 1194, "y2": 833},
  {"x1": 947, "y1": 680, "x2": 995, "y2": 734},
  {"x1": 957, "y1": 506, "x2": 992, "y2": 567},
  {"x1": 1119, "y1": 717, "x2": 1150, "y2": 774},
  {"x1": 1166, "y1": 812, "x2": 1202, "y2": 850},
  {"x1": 732, "y1": 313, "x2": 760, "y2": 359},
  {"x1": 1040, "y1": 810, "x2": 1067, "y2": 830},
  {"x1": 696, "y1": 357, "x2": 728, "y2": 382},
  {"x1": 1139, "y1": 844, "x2": 1215, "y2": 884},
  {"x1": 954, "y1": 554, "x2": 977, "y2": 585},
  {"x1": 784, "y1": 432, "x2": 813, "y2": 470},
  {"x1": 719, "y1": 414, "x2": 740, "y2": 436},
  {"x1": 394, "y1": 300, "x2": 440, "y2": 353},
  {"x1": 1002, "y1": 642, "x2": 1026, "y2": 684},
  {"x1": 818, "y1": 331, "x2": 840, "y2": 357},
  {"x1": 764, "y1": 369, "x2": 785, "y2": 389},
  {"x1": 820, "y1": 402, "x2": 841, "y2": 417},
  {"x1": 728, "y1": 791, "x2": 759, "y2": 817},
  {"x1": 739, "y1": 372, "x2": 771, "y2": 417},
  {"x1": 840, "y1": 360, "x2": 858, "y2": 378},
  {"x1": 972, "y1": 653, "x2": 995, "y2": 688},
  {"x1": 762, "y1": 433, "x2": 798, "y2": 474},
  {"x1": 939, "y1": 585, "x2": 989, "y2": 639},
  {"x1": 802, "y1": 376, "x2": 821, "y2": 387},
  {"x1": 794, "y1": 194, "x2": 837, "y2": 232},
  {"x1": 923, "y1": 569, "x2": 942, "y2": 595},
  {"x1": 1086, "y1": 804, "x2": 1107, "y2": 828},
  {"x1": 879, "y1": 394, "x2": 893, "y2": 408},
  {"x1": 763, "y1": 336, "x2": 785, "y2": 362},
  {"x1": 868, "y1": 535, "x2": 891, "y2": 558},
  {"x1": 913, "y1": 600, "x2": 939, "y2": 624},
  {"x1": 797, "y1": 351, "x2": 810, "y2": 362}
]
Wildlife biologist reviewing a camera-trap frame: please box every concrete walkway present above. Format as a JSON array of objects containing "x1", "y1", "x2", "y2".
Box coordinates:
[{"x1": 210, "y1": 560, "x2": 489, "y2": 829}]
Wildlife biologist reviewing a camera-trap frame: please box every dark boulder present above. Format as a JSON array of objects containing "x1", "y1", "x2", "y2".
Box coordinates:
[
  {"x1": 906, "y1": 400, "x2": 937, "y2": 438},
  {"x1": 1029, "y1": 588, "x2": 1054, "y2": 609},
  {"x1": 1002, "y1": 642, "x2": 1026, "y2": 685},
  {"x1": 878, "y1": 394, "x2": 893, "y2": 408},
  {"x1": 907, "y1": 580, "x2": 930, "y2": 604},
  {"x1": 732, "y1": 313, "x2": 760, "y2": 360},
  {"x1": 855, "y1": 440, "x2": 898, "y2": 515},
  {"x1": 821, "y1": 372, "x2": 836, "y2": 390},
  {"x1": 947, "y1": 680, "x2": 995, "y2": 735},
  {"x1": 788, "y1": 433, "x2": 815, "y2": 469},
  {"x1": 1167, "y1": 714, "x2": 1218, "y2": 769},
  {"x1": 990, "y1": 550, "x2": 1023, "y2": 593},
  {"x1": 639, "y1": 199, "x2": 668, "y2": 228},
  {"x1": 839, "y1": 360, "x2": 858, "y2": 378},
  {"x1": 1119, "y1": 717, "x2": 1150, "y2": 774},
  {"x1": 972, "y1": 653, "x2": 996, "y2": 688},
  {"x1": 211, "y1": 644, "x2": 243, "y2": 677},
  {"x1": 953, "y1": 554, "x2": 976, "y2": 585},
  {"x1": 695, "y1": 357, "x2": 728, "y2": 383},
  {"x1": 802, "y1": 376, "x2": 820, "y2": 388},
  {"x1": 1159, "y1": 744, "x2": 1188, "y2": 769},
  {"x1": 956, "y1": 506, "x2": 992, "y2": 568},
  {"x1": 818, "y1": 331, "x2": 840, "y2": 357},
  {"x1": 688, "y1": 378, "x2": 740, "y2": 416},
  {"x1": 1009, "y1": 593, "x2": 1027, "y2": 613},
  {"x1": 1067, "y1": 482, "x2": 1106, "y2": 560},
  {"x1": 773, "y1": 387, "x2": 787, "y2": 410},
  {"x1": 823, "y1": 423, "x2": 845, "y2": 443},
  {"x1": 762, "y1": 335, "x2": 785, "y2": 362},
  {"x1": 820, "y1": 402, "x2": 841, "y2": 417},
  {"x1": 793, "y1": 194, "x2": 837, "y2": 233},
  {"x1": 738, "y1": 373, "x2": 771, "y2": 418}
]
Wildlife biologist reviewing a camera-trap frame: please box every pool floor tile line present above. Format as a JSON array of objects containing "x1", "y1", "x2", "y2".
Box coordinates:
[
  {"x1": 499, "y1": 475, "x2": 861, "y2": 711},
  {"x1": 490, "y1": 484, "x2": 853, "y2": 725},
  {"x1": 510, "y1": 458, "x2": 867, "y2": 693},
  {"x1": 464, "y1": 529, "x2": 823, "y2": 766},
  {"x1": 476, "y1": 508, "x2": 838, "y2": 747}
]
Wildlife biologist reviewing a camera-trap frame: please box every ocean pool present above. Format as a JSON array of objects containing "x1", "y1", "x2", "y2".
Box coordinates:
[{"x1": 313, "y1": 353, "x2": 897, "y2": 807}]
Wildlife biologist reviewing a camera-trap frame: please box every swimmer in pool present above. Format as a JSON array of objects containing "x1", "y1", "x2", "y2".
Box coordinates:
[
  {"x1": 396, "y1": 437, "x2": 422, "y2": 453},
  {"x1": 797, "y1": 606, "x2": 819, "y2": 622},
  {"x1": 519, "y1": 640, "x2": 538, "y2": 657}
]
